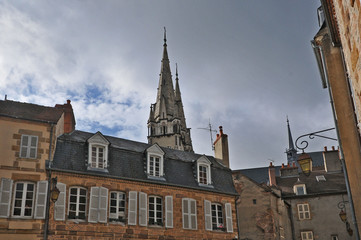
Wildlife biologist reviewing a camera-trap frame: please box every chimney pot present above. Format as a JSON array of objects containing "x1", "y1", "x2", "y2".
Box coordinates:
[
  {"x1": 67, "y1": 99, "x2": 71, "y2": 105},
  {"x1": 324, "y1": 146, "x2": 327, "y2": 151},
  {"x1": 292, "y1": 162, "x2": 296, "y2": 167},
  {"x1": 282, "y1": 163, "x2": 285, "y2": 168},
  {"x1": 332, "y1": 146, "x2": 335, "y2": 151},
  {"x1": 219, "y1": 126, "x2": 223, "y2": 135}
]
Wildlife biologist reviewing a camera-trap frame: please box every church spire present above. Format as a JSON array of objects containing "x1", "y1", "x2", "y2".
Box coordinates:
[
  {"x1": 148, "y1": 30, "x2": 193, "y2": 152},
  {"x1": 286, "y1": 117, "x2": 298, "y2": 163}
]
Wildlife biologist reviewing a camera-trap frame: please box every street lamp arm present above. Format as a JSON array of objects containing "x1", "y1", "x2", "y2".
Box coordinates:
[{"x1": 295, "y1": 127, "x2": 336, "y2": 151}]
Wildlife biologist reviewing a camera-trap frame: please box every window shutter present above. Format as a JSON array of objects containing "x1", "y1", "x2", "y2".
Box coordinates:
[
  {"x1": 20, "y1": 135, "x2": 28, "y2": 158},
  {"x1": 88, "y1": 187, "x2": 99, "y2": 223},
  {"x1": 182, "y1": 198, "x2": 189, "y2": 229},
  {"x1": 0, "y1": 178, "x2": 13, "y2": 218},
  {"x1": 34, "y1": 180, "x2": 48, "y2": 219},
  {"x1": 138, "y1": 192, "x2": 147, "y2": 226},
  {"x1": 98, "y1": 187, "x2": 108, "y2": 223},
  {"x1": 225, "y1": 203, "x2": 233, "y2": 232},
  {"x1": 29, "y1": 136, "x2": 38, "y2": 158},
  {"x1": 204, "y1": 200, "x2": 212, "y2": 230},
  {"x1": 128, "y1": 191, "x2": 137, "y2": 225},
  {"x1": 190, "y1": 199, "x2": 197, "y2": 229},
  {"x1": 54, "y1": 183, "x2": 66, "y2": 221},
  {"x1": 165, "y1": 195, "x2": 173, "y2": 228}
]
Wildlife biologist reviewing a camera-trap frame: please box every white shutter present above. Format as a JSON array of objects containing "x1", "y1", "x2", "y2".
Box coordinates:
[
  {"x1": 128, "y1": 191, "x2": 137, "y2": 225},
  {"x1": 225, "y1": 202, "x2": 233, "y2": 232},
  {"x1": 204, "y1": 200, "x2": 212, "y2": 230},
  {"x1": 54, "y1": 183, "x2": 66, "y2": 221},
  {"x1": 182, "y1": 198, "x2": 189, "y2": 229},
  {"x1": 165, "y1": 195, "x2": 173, "y2": 228},
  {"x1": 0, "y1": 178, "x2": 13, "y2": 218},
  {"x1": 138, "y1": 192, "x2": 147, "y2": 226},
  {"x1": 34, "y1": 180, "x2": 48, "y2": 219},
  {"x1": 190, "y1": 199, "x2": 197, "y2": 229},
  {"x1": 98, "y1": 187, "x2": 108, "y2": 223},
  {"x1": 88, "y1": 187, "x2": 99, "y2": 223}
]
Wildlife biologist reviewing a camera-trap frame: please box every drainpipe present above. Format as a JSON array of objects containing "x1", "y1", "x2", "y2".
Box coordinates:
[
  {"x1": 311, "y1": 41, "x2": 360, "y2": 239},
  {"x1": 286, "y1": 200, "x2": 295, "y2": 240},
  {"x1": 43, "y1": 124, "x2": 54, "y2": 240}
]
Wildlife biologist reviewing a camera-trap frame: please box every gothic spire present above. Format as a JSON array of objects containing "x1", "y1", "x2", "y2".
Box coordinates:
[
  {"x1": 153, "y1": 27, "x2": 175, "y2": 120},
  {"x1": 174, "y1": 63, "x2": 187, "y2": 127},
  {"x1": 286, "y1": 117, "x2": 298, "y2": 163}
]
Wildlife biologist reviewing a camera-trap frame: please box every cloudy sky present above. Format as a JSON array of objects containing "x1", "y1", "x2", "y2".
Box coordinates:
[{"x1": 0, "y1": 1, "x2": 337, "y2": 169}]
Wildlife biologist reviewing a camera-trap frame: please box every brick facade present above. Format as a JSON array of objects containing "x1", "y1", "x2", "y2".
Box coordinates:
[{"x1": 48, "y1": 171, "x2": 238, "y2": 240}]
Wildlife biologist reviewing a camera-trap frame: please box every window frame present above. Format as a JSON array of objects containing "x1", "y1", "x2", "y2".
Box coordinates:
[
  {"x1": 196, "y1": 157, "x2": 212, "y2": 185},
  {"x1": 297, "y1": 203, "x2": 311, "y2": 220},
  {"x1": 109, "y1": 191, "x2": 126, "y2": 223},
  {"x1": 11, "y1": 181, "x2": 35, "y2": 218},
  {"x1": 90, "y1": 144, "x2": 107, "y2": 169},
  {"x1": 68, "y1": 187, "x2": 87, "y2": 220},
  {"x1": 301, "y1": 231, "x2": 314, "y2": 240},
  {"x1": 294, "y1": 184, "x2": 307, "y2": 195},
  {"x1": 211, "y1": 203, "x2": 225, "y2": 231},
  {"x1": 148, "y1": 195, "x2": 163, "y2": 226},
  {"x1": 20, "y1": 135, "x2": 38, "y2": 159}
]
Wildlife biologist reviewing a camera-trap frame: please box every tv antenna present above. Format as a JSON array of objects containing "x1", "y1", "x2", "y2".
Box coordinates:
[{"x1": 198, "y1": 120, "x2": 217, "y2": 151}]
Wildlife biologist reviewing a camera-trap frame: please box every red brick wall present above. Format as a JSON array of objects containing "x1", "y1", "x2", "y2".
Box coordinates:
[{"x1": 48, "y1": 171, "x2": 238, "y2": 240}]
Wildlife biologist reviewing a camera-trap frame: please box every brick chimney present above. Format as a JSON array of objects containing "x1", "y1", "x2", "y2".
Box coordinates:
[
  {"x1": 323, "y1": 146, "x2": 342, "y2": 172},
  {"x1": 268, "y1": 162, "x2": 277, "y2": 186},
  {"x1": 280, "y1": 162, "x2": 299, "y2": 177},
  {"x1": 214, "y1": 126, "x2": 230, "y2": 168},
  {"x1": 55, "y1": 100, "x2": 76, "y2": 133}
]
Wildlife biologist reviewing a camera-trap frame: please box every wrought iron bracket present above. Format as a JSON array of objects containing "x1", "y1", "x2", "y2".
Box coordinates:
[{"x1": 295, "y1": 127, "x2": 337, "y2": 152}]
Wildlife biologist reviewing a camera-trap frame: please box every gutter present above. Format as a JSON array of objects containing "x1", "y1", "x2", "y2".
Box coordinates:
[{"x1": 311, "y1": 40, "x2": 360, "y2": 239}]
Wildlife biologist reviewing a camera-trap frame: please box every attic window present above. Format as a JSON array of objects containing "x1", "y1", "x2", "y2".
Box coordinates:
[
  {"x1": 146, "y1": 144, "x2": 165, "y2": 178},
  {"x1": 87, "y1": 132, "x2": 109, "y2": 171},
  {"x1": 196, "y1": 156, "x2": 212, "y2": 185},
  {"x1": 293, "y1": 184, "x2": 307, "y2": 195},
  {"x1": 316, "y1": 175, "x2": 326, "y2": 182}
]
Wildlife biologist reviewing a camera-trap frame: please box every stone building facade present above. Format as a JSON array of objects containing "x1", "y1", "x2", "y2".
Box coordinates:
[
  {"x1": 232, "y1": 168, "x2": 292, "y2": 240},
  {"x1": 312, "y1": 0, "x2": 361, "y2": 234},
  {"x1": 0, "y1": 99, "x2": 75, "y2": 240}
]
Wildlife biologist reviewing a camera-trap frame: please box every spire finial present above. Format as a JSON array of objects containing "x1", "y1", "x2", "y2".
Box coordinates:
[
  {"x1": 176, "y1": 63, "x2": 178, "y2": 78},
  {"x1": 163, "y1": 27, "x2": 167, "y2": 45}
]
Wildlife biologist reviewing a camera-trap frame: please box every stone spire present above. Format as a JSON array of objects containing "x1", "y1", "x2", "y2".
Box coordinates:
[
  {"x1": 286, "y1": 117, "x2": 298, "y2": 163},
  {"x1": 148, "y1": 29, "x2": 193, "y2": 152}
]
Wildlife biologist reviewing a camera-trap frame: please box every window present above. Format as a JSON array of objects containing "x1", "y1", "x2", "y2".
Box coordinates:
[
  {"x1": 146, "y1": 144, "x2": 165, "y2": 178},
  {"x1": 109, "y1": 191, "x2": 126, "y2": 223},
  {"x1": 149, "y1": 156, "x2": 161, "y2": 177},
  {"x1": 91, "y1": 145, "x2": 105, "y2": 168},
  {"x1": 211, "y1": 203, "x2": 224, "y2": 231},
  {"x1": 301, "y1": 231, "x2": 313, "y2": 240},
  {"x1": 68, "y1": 187, "x2": 87, "y2": 220},
  {"x1": 297, "y1": 203, "x2": 311, "y2": 220},
  {"x1": 196, "y1": 156, "x2": 212, "y2": 185},
  {"x1": 294, "y1": 184, "x2": 306, "y2": 195},
  {"x1": 331, "y1": 235, "x2": 338, "y2": 240},
  {"x1": 316, "y1": 175, "x2": 326, "y2": 182},
  {"x1": 182, "y1": 198, "x2": 197, "y2": 230},
  {"x1": 12, "y1": 182, "x2": 35, "y2": 217},
  {"x1": 87, "y1": 132, "x2": 109, "y2": 170},
  {"x1": 20, "y1": 135, "x2": 38, "y2": 158},
  {"x1": 149, "y1": 196, "x2": 163, "y2": 226},
  {"x1": 199, "y1": 165, "x2": 208, "y2": 184}
]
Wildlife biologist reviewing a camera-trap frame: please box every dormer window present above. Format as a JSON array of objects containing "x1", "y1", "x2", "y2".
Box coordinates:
[
  {"x1": 146, "y1": 144, "x2": 165, "y2": 178},
  {"x1": 294, "y1": 184, "x2": 307, "y2": 195},
  {"x1": 196, "y1": 156, "x2": 212, "y2": 185},
  {"x1": 87, "y1": 132, "x2": 110, "y2": 171}
]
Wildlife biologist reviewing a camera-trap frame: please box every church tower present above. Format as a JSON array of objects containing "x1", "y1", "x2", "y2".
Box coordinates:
[
  {"x1": 147, "y1": 29, "x2": 193, "y2": 152},
  {"x1": 286, "y1": 118, "x2": 298, "y2": 163}
]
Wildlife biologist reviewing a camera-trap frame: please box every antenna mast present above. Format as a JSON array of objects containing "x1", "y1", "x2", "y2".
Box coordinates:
[{"x1": 198, "y1": 119, "x2": 217, "y2": 151}]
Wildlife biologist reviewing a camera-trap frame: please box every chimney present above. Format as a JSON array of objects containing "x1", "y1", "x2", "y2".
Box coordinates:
[
  {"x1": 214, "y1": 126, "x2": 230, "y2": 168},
  {"x1": 268, "y1": 162, "x2": 277, "y2": 186},
  {"x1": 323, "y1": 146, "x2": 342, "y2": 172},
  {"x1": 280, "y1": 162, "x2": 299, "y2": 177},
  {"x1": 55, "y1": 100, "x2": 76, "y2": 134}
]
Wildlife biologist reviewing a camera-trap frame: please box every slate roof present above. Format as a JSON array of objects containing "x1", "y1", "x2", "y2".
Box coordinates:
[
  {"x1": 0, "y1": 100, "x2": 63, "y2": 123},
  {"x1": 234, "y1": 151, "x2": 325, "y2": 184},
  {"x1": 276, "y1": 171, "x2": 346, "y2": 198},
  {"x1": 51, "y1": 130, "x2": 237, "y2": 196}
]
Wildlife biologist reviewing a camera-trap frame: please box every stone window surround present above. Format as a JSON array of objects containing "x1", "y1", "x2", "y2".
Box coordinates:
[
  {"x1": 196, "y1": 157, "x2": 212, "y2": 185},
  {"x1": 293, "y1": 184, "x2": 307, "y2": 195},
  {"x1": 297, "y1": 203, "x2": 311, "y2": 220}
]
